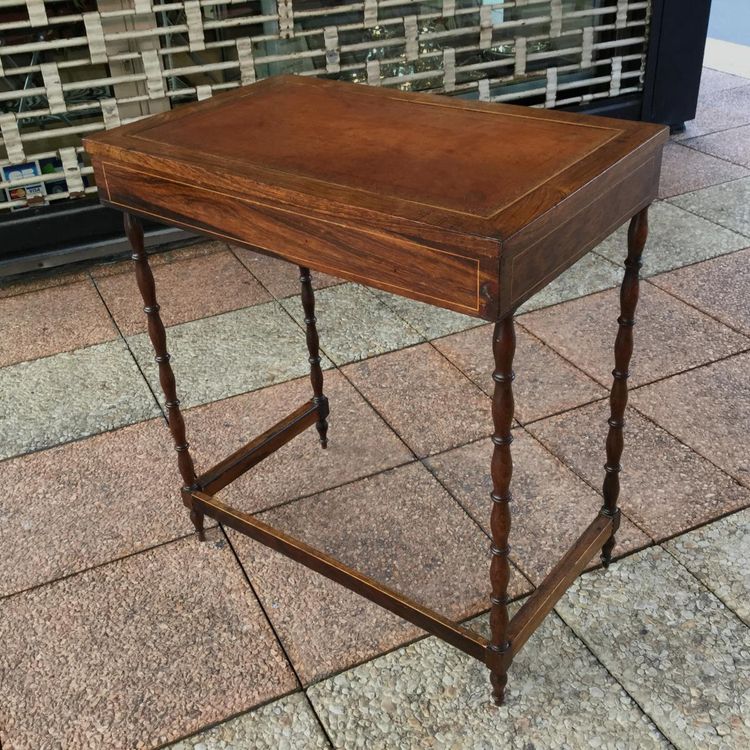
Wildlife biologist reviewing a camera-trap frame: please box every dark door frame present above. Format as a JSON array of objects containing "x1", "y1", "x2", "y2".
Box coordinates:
[{"x1": 641, "y1": 0, "x2": 712, "y2": 131}]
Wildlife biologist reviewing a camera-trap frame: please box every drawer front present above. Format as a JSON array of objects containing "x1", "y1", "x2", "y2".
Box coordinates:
[{"x1": 98, "y1": 161, "x2": 484, "y2": 316}]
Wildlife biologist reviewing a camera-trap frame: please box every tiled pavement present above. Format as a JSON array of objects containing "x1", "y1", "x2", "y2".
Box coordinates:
[{"x1": 1, "y1": 69, "x2": 749, "y2": 749}]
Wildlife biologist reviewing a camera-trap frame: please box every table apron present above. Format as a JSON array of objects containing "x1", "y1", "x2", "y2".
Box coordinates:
[{"x1": 96, "y1": 160, "x2": 493, "y2": 318}]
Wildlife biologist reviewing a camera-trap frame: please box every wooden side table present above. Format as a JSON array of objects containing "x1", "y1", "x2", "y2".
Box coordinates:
[{"x1": 84, "y1": 76, "x2": 667, "y2": 704}]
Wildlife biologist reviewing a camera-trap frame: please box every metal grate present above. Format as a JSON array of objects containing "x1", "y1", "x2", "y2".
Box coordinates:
[{"x1": 0, "y1": 0, "x2": 650, "y2": 212}]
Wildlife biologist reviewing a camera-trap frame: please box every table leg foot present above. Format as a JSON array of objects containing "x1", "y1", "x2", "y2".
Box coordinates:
[
  {"x1": 190, "y1": 508, "x2": 206, "y2": 542},
  {"x1": 315, "y1": 400, "x2": 329, "y2": 449},
  {"x1": 600, "y1": 510, "x2": 621, "y2": 568},
  {"x1": 600, "y1": 206, "x2": 648, "y2": 566},
  {"x1": 490, "y1": 670, "x2": 508, "y2": 706},
  {"x1": 489, "y1": 315, "x2": 516, "y2": 701},
  {"x1": 299, "y1": 266, "x2": 329, "y2": 449}
]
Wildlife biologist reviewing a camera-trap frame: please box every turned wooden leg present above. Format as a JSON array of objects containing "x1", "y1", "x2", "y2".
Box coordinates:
[
  {"x1": 601, "y1": 206, "x2": 648, "y2": 567},
  {"x1": 488, "y1": 315, "x2": 516, "y2": 705},
  {"x1": 299, "y1": 266, "x2": 329, "y2": 448},
  {"x1": 125, "y1": 212, "x2": 205, "y2": 541}
]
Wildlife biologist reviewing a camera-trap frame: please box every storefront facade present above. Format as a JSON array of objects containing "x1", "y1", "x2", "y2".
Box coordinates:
[{"x1": 0, "y1": 0, "x2": 711, "y2": 273}]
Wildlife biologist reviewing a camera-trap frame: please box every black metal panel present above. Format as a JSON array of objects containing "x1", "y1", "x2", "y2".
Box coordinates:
[
  {"x1": 0, "y1": 200, "x2": 193, "y2": 278},
  {"x1": 2, "y1": 199, "x2": 160, "y2": 258},
  {"x1": 641, "y1": 0, "x2": 713, "y2": 129},
  {"x1": 561, "y1": 94, "x2": 644, "y2": 121}
]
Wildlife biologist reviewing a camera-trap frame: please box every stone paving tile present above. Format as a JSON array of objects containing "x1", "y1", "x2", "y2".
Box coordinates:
[
  {"x1": 426, "y1": 431, "x2": 649, "y2": 584},
  {"x1": 557, "y1": 545, "x2": 750, "y2": 749},
  {"x1": 651, "y1": 247, "x2": 750, "y2": 336},
  {"x1": 684, "y1": 123, "x2": 750, "y2": 170},
  {"x1": 698, "y1": 68, "x2": 750, "y2": 96},
  {"x1": 594, "y1": 201, "x2": 749, "y2": 277},
  {"x1": 0, "y1": 530, "x2": 297, "y2": 750},
  {"x1": 281, "y1": 283, "x2": 423, "y2": 365},
  {"x1": 95, "y1": 249, "x2": 271, "y2": 335},
  {"x1": 0, "y1": 415, "x2": 202, "y2": 597},
  {"x1": 658, "y1": 141, "x2": 749, "y2": 199},
  {"x1": 230, "y1": 462, "x2": 530, "y2": 684},
  {"x1": 371, "y1": 288, "x2": 483, "y2": 340},
  {"x1": 307, "y1": 607, "x2": 668, "y2": 750},
  {"x1": 520, "y1": 282, "x2": 749, "y2": 388},
  {"x1": 528, "y1": 402, "x2": 750, "y2": 542},
  {"x1": 670, "y1": 176, "x2": 750, "y2": 237},
  {"x1": 342, "y1": 343, "x2": 492, "y2": 458},
  {"x1": 434, "y1": 323, "x2": 607, "y2": 424},
  {"x1": 90, "y1": 239, "x2": 227, "y2": 279},
  {"x1": 0, "y1": 279, "x2": 118, "y2": 367},
  {"x1": 672, "y1": 83, "x2": 750, "y2": 141},
  {"x1": 0, "y1": 340, "x2": 160, "y2": 462},
  {"x1": 516, "y1": 251, "x2": 622, "y2": 314},
  {"x1": 233, "y1": 246, "x2": 342, "y2": 299},
  {"x1": 188, "y1": 371, "x2": 412, "y2": 515},
  {"x1": 128, "y1": 300, "x2": 328, "y2": 409},
  {"x1": 631, "y1": 353, "x2": 750, "y2": 489},
  {"x1": 665, "y1": 508, "x2": 750, "y2": 626},
  {"x1": 167, "y1": 692, "x2": 331, "y2": 750}
]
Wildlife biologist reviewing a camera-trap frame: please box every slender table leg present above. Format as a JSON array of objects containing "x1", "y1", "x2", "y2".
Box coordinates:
[
  {"x1": 488, "y1": 314, "x2": 516, "y2": 705},
  {"x1": 299, "y1": 266, "x2": 329, "y2": 448},
  {"x1": 124, "y1": 212, "x2": 204, "y2": 540},
  {"x1": 601, "y1": 206, "x2": 648, "y2": 566}
]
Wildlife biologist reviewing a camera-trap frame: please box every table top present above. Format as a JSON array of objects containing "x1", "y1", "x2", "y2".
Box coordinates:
[{"x1": 85, "y1": 76, "x2": 668, "y2": 320}]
